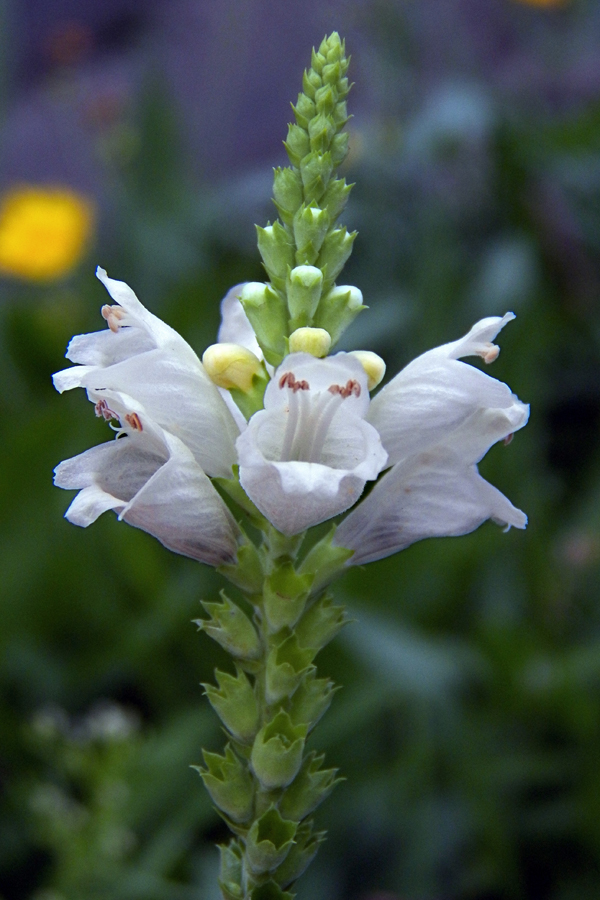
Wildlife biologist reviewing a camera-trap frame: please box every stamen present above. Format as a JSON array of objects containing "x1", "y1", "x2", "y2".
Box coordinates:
[
  {"x1": 328, "y1": 379, "x2": 361, "y2": 399},
  {"x1": 101, "y1": 304, "x2": 126, "y2": 333},
  {"x1": 503, "y1": 433, "x2": 514, "y2": 446},
  {"x1": 477, "y1": 343, "x2": 500, "y2": 364},
  {"x1": 124, "y1": 412, "x2": 143, "y2": 431},
  {"x1": 95, "y1": 398, "x2": 119, "y2": 422},
  {"x1": 279, "y1": 372, "x2": 310, "y2": 392}
]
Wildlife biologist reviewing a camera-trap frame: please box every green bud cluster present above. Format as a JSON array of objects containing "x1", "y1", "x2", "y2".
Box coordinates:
[
  {"x1": 195, "y1": 529, "x2": 350, "y2": 898},
  {"x1": 239, "y1": 32, "x2": 364, "y2": 366}
]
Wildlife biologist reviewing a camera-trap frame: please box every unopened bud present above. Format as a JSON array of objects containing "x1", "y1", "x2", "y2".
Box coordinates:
[
  {"x1": 202, "y1": 343, "x2": 263, "y2": 393},
  {"x1": 349, "y1": 350, "x2": 386, "y2": 390},
  {"x1": 289, "y1": 327, "x2": 331, "y2": 358},
  {"x1": 287, "y1": 265, "x2": 323, "y2": 328}
]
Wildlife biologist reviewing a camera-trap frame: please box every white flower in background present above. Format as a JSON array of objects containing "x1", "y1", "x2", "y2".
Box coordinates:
[
  {"x1": 333, "y1": 314, "x2": 528, "y2": 563},
  {"x1": 54, "y1": 388, "x2": 240, "y2": 565},
  {"x1": 54, "y1": 271, "x2": 527, "y2": 559},
  {"x1": 236, "y1": 352, "x2": 388, "y2": 534}
]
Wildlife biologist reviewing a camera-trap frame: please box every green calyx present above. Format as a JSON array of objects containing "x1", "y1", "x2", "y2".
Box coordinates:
[
  {"x1": 251, "y1": 710, "x2": 307, "y2": 791},
  {"x1": 196, "y1": 744, "x2": 254, "y2": 823},
  {"x1": 203, "y1": 667, "x2": 260, "y2": 745},
  {"x1": 245, "y1": 807, "x2": 297, "y2": 875},
  {"x1": 195, "y1": 593, "x2": 261, "y2": 661}
]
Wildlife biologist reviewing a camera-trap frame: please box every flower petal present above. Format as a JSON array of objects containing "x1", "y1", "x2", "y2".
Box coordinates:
[
  {"x1": 333, "y1": 446, "x2": 527, "y2": 566},
  {"x1": 368, "y1": 314, "x2": 521, "y2": 465},
  {"x1": 54, "y1": 420, "x2": 240, "y2": 566}
]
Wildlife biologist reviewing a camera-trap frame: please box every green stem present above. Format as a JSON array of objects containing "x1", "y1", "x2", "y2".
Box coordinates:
[{"x1": 200, "y1": 528, "x2": 345, "y2": 900}]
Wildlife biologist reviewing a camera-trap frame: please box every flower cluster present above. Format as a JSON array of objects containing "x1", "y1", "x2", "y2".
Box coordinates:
[{"x1": 54, "y1": 268, "x2": 528, "y2": 565}]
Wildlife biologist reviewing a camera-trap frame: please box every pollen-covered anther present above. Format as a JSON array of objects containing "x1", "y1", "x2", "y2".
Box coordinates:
[
  {"x1": 279, "y1": 372, "x2": 310, "y2": 392},
  {"x1": 328, "y1": 379, "x2": 361, "y2": 399},
  {"x1": 94, "y1": 398, "x2": 119, "y2": 422},
  {"x1": 101, "y1": 304, "x2": 126, "y2": 333},
  {"x1": 124, "y1": 412, "x2": 143, "y2": 431},
  {"x1": 478, "y1": 343, "x2": 500, "y2": 364}
]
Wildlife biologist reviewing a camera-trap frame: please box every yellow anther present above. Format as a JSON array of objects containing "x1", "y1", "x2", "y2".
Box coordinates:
[
  {"x1": 349, "y1": 350, "x2": 386, "y2": 390},
  {"x1": 202, "y1": 343, "x2": 263, "y2": 393},
  {"x1": 289, "y1": 327, "x2": 332, "y2": 358}
]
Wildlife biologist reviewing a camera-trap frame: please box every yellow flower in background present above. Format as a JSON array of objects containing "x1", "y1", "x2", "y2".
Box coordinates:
[{"x1": 0, "y1": 186, "x2": 94, "y2": 282}]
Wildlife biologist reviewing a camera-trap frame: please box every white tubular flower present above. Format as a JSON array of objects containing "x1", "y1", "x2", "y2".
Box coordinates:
[
  {"x1": 53, "y1": 268, "x2": 240, "y2": 478},
  {"x1": 236, "y1": 352, "x2": 388, "y2": 535},
  {"x1": 333, "y1": 314, "x2": 529, "y2": 564},
  {"x1": 54, "y1": 389, "x2": 241, "y2": 566}
]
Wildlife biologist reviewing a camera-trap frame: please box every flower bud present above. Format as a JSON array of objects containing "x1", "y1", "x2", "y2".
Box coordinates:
[
  {"x1": 287, "y1": 265, "x2": 323, "y2": 328},
  {"x1": 288, "y1": 327, "x2": 331, "y2": 358},
  {"x1": 293, "y1": 205, "x2": 330, "y2": 263},
  {"x1": 349, "y1": 350, "x2": 387, "y2": 390},
  {"x1": 256, "y1": 223, "x2": 295, "y2": 283},
  {"x1": 202, "y1": 343, "x2": 263, "y2": 393}
]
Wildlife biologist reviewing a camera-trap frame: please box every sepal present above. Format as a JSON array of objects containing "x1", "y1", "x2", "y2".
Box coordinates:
[
  {"x1": 250, "y1": 710, "x2": 307, "y2": 789},
  {"x1": 239, "y1": 282, "x2": 288, "y2": 365},
  {"x1": 317, "y1": 227, "x2": 357, "y2": 289},
  {"x1": 314, "y1": 283, "x2": 365, "y2": 345},
  {"x1": 321, "y1": 177, "x2": 352, "y2": 223},
  {"x1": 298, "y1": 527, "x2": 354, "y2": 592},
  {"x1": 279, "y1": 751, "x2": 341, "y2": 822},
  {"x1": 202, "y1": 668, "x2": 259, "y2": 744},
  {"x1": 266, "y1": 634, "x2": 315, "y2": 705},
  {"x1": 288, "y1": 670, "x2": 337, "y2": 732},
  {"x1": 219, "y1": 840, "x2": 244, "y2": 900},
  {"x1": 292, "y1": 205, "x2": 330, "y2": 265},
  {"x1": 245, "y1": 806, "x2": 297, "y2": 875},
  {"x1": 250, "y1": 883, "x2": 294, "y2": 900},
  {"x1": 195, "y1": 592, "x2": 262, "y2": 660},
  {"x1": 284, "y1": 124, "x2": 310, "y2": 167},
  {"x1": 300, "y1": 152, "x2": 333, "y2": 204},
  {"x1": 263, "y1": 562, "x2": 313, "y2": 632},
  {"x1": 295, "y1": 594, "x2": 349, "y2": 652},
  {"x1": 219, "y1": 539, "x2": 265, "y2": 595},
  {"x1": 273, "y1": 167, "x2": 303, "y2": 225},
  {"x1": 195, "y1": 744, "x2": 254, "y2": 823},
  {"x1": 274, "y1": 819, "x2": 326, "y2": 888}
]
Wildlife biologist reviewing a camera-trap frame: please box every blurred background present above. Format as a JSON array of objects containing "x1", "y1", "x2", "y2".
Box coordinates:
[{"x1": 1, "y1": 1, "x2": 600, "y2": 898}]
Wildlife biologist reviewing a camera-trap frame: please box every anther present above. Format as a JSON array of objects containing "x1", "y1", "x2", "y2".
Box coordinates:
[
  {"x1": 124, "y1": 412, "x2": 143, "y2": 431},
  {"x1": 477, "y1": 343, "x2": 500, "y2": 364},
  {"x1": 279, "y1": 372, "x2": 310, "y2": 392},
  {"x1": 328, "y1": 379, "x2": 361, "y2": 399},
  {"x1": 94, "y1": 398, "x2": 119, "y2": 422},
  {"x1": 101, "y1": 304, "x2": 126, "y2": 333}
]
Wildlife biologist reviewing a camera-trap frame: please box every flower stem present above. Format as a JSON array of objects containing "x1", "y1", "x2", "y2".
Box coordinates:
[{"x1": 198, "y1": 527, "x2": 346, "y2": 899}]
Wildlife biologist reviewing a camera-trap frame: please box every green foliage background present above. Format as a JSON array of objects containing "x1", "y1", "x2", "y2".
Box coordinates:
[{"x1": 1, "y1": 2, "x2": 600, "y2": 898}]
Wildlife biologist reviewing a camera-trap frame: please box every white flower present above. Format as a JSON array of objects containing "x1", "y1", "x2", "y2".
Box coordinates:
[
  {"x1": 54, "y1": 270, "x2": 527, "y2": 557},
  {"x1": 54, "y1": 388, "x2": 240, "y2": 565},
  {"x1": 236, "y1": 352, "x2": 388, "y2": 535},
  {"x1": 333, "y1": 314, "x2": 528, "y2": 564},
  {"x1": 53, "y1": 268, "x2": 240, "y2": 478}
]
